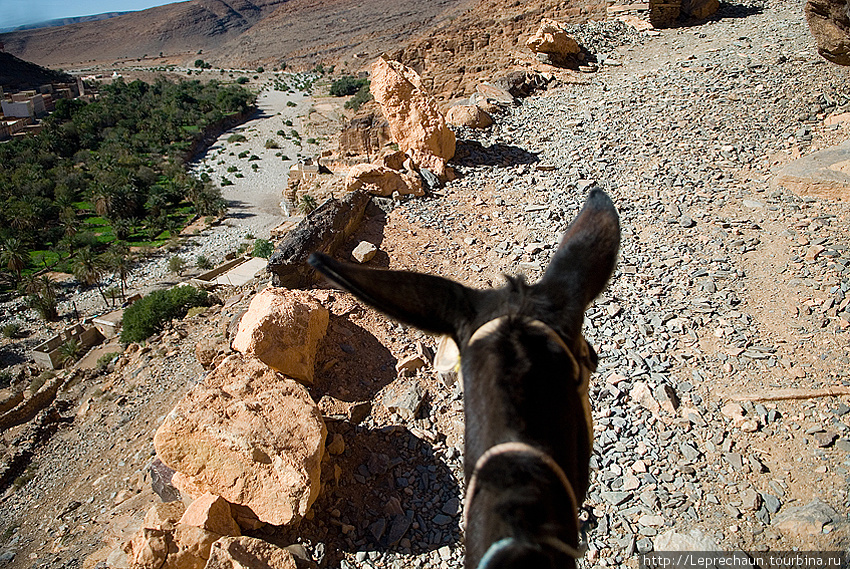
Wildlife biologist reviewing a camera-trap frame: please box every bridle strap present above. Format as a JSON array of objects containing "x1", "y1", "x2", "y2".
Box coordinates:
[{"x1": 463, "y1": 317, "x2": 592, "y2": 567}]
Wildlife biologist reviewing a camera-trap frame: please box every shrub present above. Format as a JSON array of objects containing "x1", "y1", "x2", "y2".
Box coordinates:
[
  {"x1": 227, "y1": 165, "x2": 238, "y2": 173},
  {"x1": 265, "y1": 139, "x2": 279, "y2": 149},
  {"x1": 58, "y1": 339, "x2": 82, "y2": 368},
  {"x1": 0, "y1": 370, "x2": 12, "y2": 389},
  {"x1": 345, "y1": 83, "x2": 372, "y2": 112},
  {"x1": 227, "y1": 134, "x2": 247, "y2": 143},
  {"x1": 238, "y1": 150, "x2": 249, "y2": 159},
  {"x1": 196, "y1": 255, "x2": 213, "y2": 270},
  {"x1": 168, "y1": 256, "x2": 187, "y2": 275},
  {"x1": 252, "y1": 239, "x2": 273, "y2": 259},
  {"x1": 3, "y1": 323, "x2": 21, "y2": 339},
  {"x1": 120, "y1": 285, "x2": 210, "y2": 343},
  {"x1": 96, "y1": 352, "x2": 120, "y2": 371},
  {"x1": 329, "y1": 76, "x2": 368, "y2": 97},
  {"x1": 236, "y1": 76, "x2": 249, "y2": 84},
  {"x1": 298, "y1": 194, "x2": 318, "y2": 215}
]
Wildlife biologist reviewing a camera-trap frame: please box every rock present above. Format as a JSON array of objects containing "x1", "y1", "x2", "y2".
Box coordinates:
[
  {"x1": 154, "y1": 354, "x2": 326, "y2": 526},
  {"x1": 206, "y1": 536, "x2": 297, "y2": 569},
  {"x1": 345, "y1": 163, "x2": 424, "y2": 197},
  {"x1": 806, "y1": 0, "x2": 850, "y2": 65},
  {"x1": 351, "y1": 241, "x2": 378, "y2": 264},
  {"x1": 760, "y1": 492, "x2": 782, "y2": 514},
  {"x1": 370, "y1": 56, "x2": 455, "y2": 179},
  {"x1": 681, "y1": 0, "x2": 719, "y2": 19},
  {"x1": 649, "y1": 0, "x2": 682, "y2": 28},
  {"x1": 599, "y1": 491, "x2": 632, "y2": 506},
  {"x1": 125, "y1": 528, "x2": 169, "y2": 569},
  {"x1": 475, "y1": 82, "x2": 515, "y2": 105},
  {"x1": 338, "y1": 113, "x2": 391, "y2": 157},
  {"x1": 813, "y1": 430, "x2": 838, "y2": 447},
  {"x1": 654, "y1": 384, "x2": 680, "y2": 413},
  {"x1": 382, "y1": 380, "x2": 425, "y2": 419},
  {"x1": 179, "y1": 494, "x2": 240, "y2": 537},
  {"x1": 631, "y1": 381, "x2": 661, "y2": 415},
  {"x1": 195, "y1": 338, "x2": 226, "y2": 370},
  {"x1": 773, "y1": 499, "x2": 844, "y2": 538},
  {"x1": 166, "y1": 524, "x2": 220, "y2": 569},
  {"x1": 654, "y1": 528, "x2": 721, "y2": 551},
  {"x1": 721, "y1": 402, "x2": 746, "y2": 422},
  {"x1": 378, "y1": 149, "x2": 407, "y2": 171},
  {"x1": 231, "y1": 287, "x2": 329, "y2": 384},
  {"x1": 491, "y1": 71, "x2": 550, "y2": 99},
  {"x1": 395, "y1": 354, "x2": 427, "y2": 376},
  {"x1": 268, "y1": 190, "x2": 371, "y2": 289},
  {"x1": 525, "y1": 19, "x2": 581, "y2": 67},
  {"x1": 772, "y1": 139, "x2": 850, "y2": 201},
  {"x1": 144, "y1": 502, "x2": 187, "y2": 532},
  {"x1": 740, "y1": 488, "x2": 761, "y2": 510},
  {"x1": 445, "y1": 104, "x2": 494, "y2": 129},
  {"x1": 150, "y1": 458, "x2": 182, "y2": 503}
]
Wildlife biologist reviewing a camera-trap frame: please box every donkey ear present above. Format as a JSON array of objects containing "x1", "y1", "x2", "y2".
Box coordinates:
[
  {"x1": 308, "y1": 252, "x2": 478, "y2": 336},
  {"x1": 537, "y1": 188, "x2": 620, "y2": 309}
]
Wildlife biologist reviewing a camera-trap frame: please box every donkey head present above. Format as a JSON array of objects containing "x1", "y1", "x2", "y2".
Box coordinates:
[{"x1": 309, "y1": 188, "x2": 619, "y2": 568}]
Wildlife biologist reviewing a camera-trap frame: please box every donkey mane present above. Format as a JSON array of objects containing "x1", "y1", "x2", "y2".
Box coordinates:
[{"x1": 309, "y1": 188, "x2": 620, "y2": 569}]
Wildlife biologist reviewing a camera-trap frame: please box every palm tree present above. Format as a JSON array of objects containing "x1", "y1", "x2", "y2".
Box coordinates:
[
  {"x1": 1, "y1": 237, "x2": 29, "y2": 284},
  {"x1": 22, "y1": 275, "x2": 59, "y2": 321},
  {"x1": 73, "y1": 247, "x2": 109, "y2": 306},
  {"x1": 105, "y1": 243, "x2": 132, "y2": 302}
]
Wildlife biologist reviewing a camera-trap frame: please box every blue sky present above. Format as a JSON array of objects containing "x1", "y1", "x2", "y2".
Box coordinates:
[{"x1": 1, "y1": 1, "x2": 182, "y2": 30}]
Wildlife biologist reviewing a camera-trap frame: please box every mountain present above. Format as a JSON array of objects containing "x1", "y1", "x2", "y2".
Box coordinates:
[
  {"x1": 0, "y1": 0, "x2": 478, "y2": 72},
  {"x1": 0, "y1": 52, "x2": 73, "y2": 91},
  {"x1": 1, "y1": 12, "x2": 131, "y2": 34}
]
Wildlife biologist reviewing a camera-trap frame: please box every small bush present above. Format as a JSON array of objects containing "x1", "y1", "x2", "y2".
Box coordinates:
[
  {"x1": 96, "y1": 352, "x2": 120, "y2": 371},
  {"x1": 120, "y1": 286, "x2": 211, "y2": 343},
  {"x1": 227, "y1": 134, "x2": 246, "y2": 143},
  {"x1": 58, "y1": 339, "x2": 82, "y2": 368},
  {"x1": 221, "y1": 178, "x2": 234, "y2": 187},
  {"x1": 248, "y1": 155, "x2": 260, "y2": 161},
  {"x1": 2, "y1": 323, "x2": 21, "y2": 339},
  {"x1": 286, "y1": 101, "x2": 296, "y2": 107},
  {"x1": 265, "y1": 139, "x2": 279, "y2": 149},
  {"x1": 238, "y1": 151, "x2": 249, "y2": 159},
  {"x1": 345, "y1": 83, "x2": 372, "y2": 112},
  {"x1": 252, "y1": 239, "x2": 273, "y2": 259},
  {"x1": 236, "y1": 76, "x2": 249, "y2": 84},
  {"x1": 227, "y1": 165, "x2": 238, "y2": 173},
  {"x1": 168, "y1": 256, "x2": 187, "y2": 275},
  {"x1": 196, "y1": 255, "x2": 213, "y2": 270},
  {"x1": 0, "y1": 371, "x2": 12, "y2": 389}
]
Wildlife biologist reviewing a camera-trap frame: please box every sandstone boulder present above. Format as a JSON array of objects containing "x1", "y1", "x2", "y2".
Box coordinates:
[
  {"x1": 179, "y1": 493, "x2": 240, "y2": 538},
  {"x1": 370, "y1": 56, "x2": 455, "y2": 179},
  {"x1": 525, "y1": 19, "x2": 580, "y2": 66},
  {"x1": 231, "y1": 287, "x2": 329, "y2": 384},
  {"x1": 206, "y1": 536, "x2": 297, "y2": 569},
  {"x1": 338, "y1": 112, "x2": 392, "y2": 157},
  {"x1": 153, "y1": 354, "x2": 326, "y2": 526},
  {"x1": 445, "y1": 105, "x2": 494, "y2": 129},
  {"x1": 806, "y1": 0, "x2": 850, "y2": 65},
  {"x1": 345, "y1": 163, "x2": 424, "y2": 197},
  {"x1": 143, "y1": 502, "x2": 187, "y2": 532},
  {"x1": 125, "y1": 528, "x2": 169, "y2": 569}
]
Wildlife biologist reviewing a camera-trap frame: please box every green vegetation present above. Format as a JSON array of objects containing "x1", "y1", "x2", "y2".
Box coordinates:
[
  {"x1": 251, "y1": 239, "x2": 273, "y2": 259},
  {"x1": 120, "y1": 285, "x2": 210, "y2": 343},
  {"x1": 195, "y1": 254, "x2": 213, "y2": 270},
  {"x1": 329, "y1": 76, "x2": 368, "y2": 97},
  {"x1": 298, "y1": 194, "x2": 318, "y2": 215},
  {"x1": 227, "y1": 134, "x2": 247, "y2": 143},
  {"x1": 96, "y1": 352, "x2": 121, "y2": 371},
  {"x1": 58, "y1": 338, "x2": 82, "y2": 368},
  {"x1": 236, "y1": 76, "x2": 249, "y2": 85},
  {"x1": 168, "y1": 256, "x2": 187, "y2": 275},
  {"x1": 2, "y1": 322, "x2": 21, "y2": 339},
  {"x1": 345, "y1": 82, "x2": 372, "y2": 112},
  {"x1": 0, "y1": 77, "x2": 254, "y2": 290},
  {"x1": 0, "y1": 371, "x2": 12, "y2": 389},
  {"x1": 264, "y1": 139, "x2": 279, "y2": 149}
]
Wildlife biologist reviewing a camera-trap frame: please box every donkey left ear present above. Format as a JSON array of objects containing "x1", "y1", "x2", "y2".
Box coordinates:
[
  {"x1": 535, "y1": 188, "x2": 620, "y2": 317},
  {"x1": 308, "y1": 252, "x2": 480, "y2": 336}
]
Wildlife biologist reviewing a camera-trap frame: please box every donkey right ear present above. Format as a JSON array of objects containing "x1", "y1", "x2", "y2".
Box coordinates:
[{"x1": 309, "y1": 253, "x2": 478, "y2": 336}]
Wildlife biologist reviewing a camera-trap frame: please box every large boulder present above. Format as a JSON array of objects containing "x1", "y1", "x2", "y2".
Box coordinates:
[
  {"x1": 806, "y1": 0, "x2": 850, "y2": 65},
  {"x1": 445, "y1": 105, "x2": 494, "y2": 129},
  {"x1": 345, "y1": 163, "x2": 424, "y2": 197},
  {"x1": 231, "y1": 287, "x2": 329, "y2": 384},
  {"x1": 206, "y1": 536, "x2": 297, "y2": 569},
  {"x1": 153, "y1": 354, "x2": 326, "y2": 527},
  {"x1": 525, "y1": 19, "x2": 580, "y2": 66},
  {"x1": 370, "y1": 56, "x2": 455, "y2": 179},
  {"x1": 681, "y1": 0, "x2": 719, "y2": 19}
]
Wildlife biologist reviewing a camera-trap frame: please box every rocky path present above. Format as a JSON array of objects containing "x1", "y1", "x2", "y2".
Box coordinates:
[{"x1": 312, "y1": 0, "x2": 850, "y2": 564}]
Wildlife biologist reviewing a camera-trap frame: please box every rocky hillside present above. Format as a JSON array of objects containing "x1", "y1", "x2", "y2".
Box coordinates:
[
  {"x1": 0, "y1": 0, "x2": 478, "y2": 72},
  {"x1": 0, "y1": 53, "x2": 72, "y2": 91}
]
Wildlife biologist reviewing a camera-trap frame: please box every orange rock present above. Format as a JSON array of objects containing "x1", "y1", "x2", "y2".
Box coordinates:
[
  {"x1": 370, "y1": 56, "x2": 455, "y2": 179},
  {"x1": 154, "y1": 354, "x2": 326, "y2": 527},
  {"x1": 445, "y1": 105, "x2": 494, "y2": 129},
  {"x1": 143, "y1": 502, "x2": 187, "y2": 532},
  {"x1": 206, "y1": 536, "x2": 297, "y2": 569},
  {"x1": 179, "y1": 493, "x2": 240, "y2": 537},
  {"x1": 345, "y1": 163, "x2": 424, "y2": 197},
  {"x1": 231, "y1": 287, "x2": 329, "y2": 384}
]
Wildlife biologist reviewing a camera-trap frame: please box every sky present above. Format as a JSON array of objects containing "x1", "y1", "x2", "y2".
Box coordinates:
[{"x1": 0, "y1": 0, "x2": 183, "y2": 31}]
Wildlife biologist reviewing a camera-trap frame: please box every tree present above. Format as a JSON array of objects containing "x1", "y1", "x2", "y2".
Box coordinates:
[
  {"x1": 1, "y1": 237, "x2": 29, "y2": 284},
  {"x1": 22, "y1": 274, "x2": 59, "y2": 321},
  {"x1": 168, "y1": 256, "x2": 187, "y2": 276},
  {"x1": 105, "y1": 243, "x2": 132, "y2": 302},
  {"x1": 73, "y1": 247, "x2": 109, "y2": 306}
]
